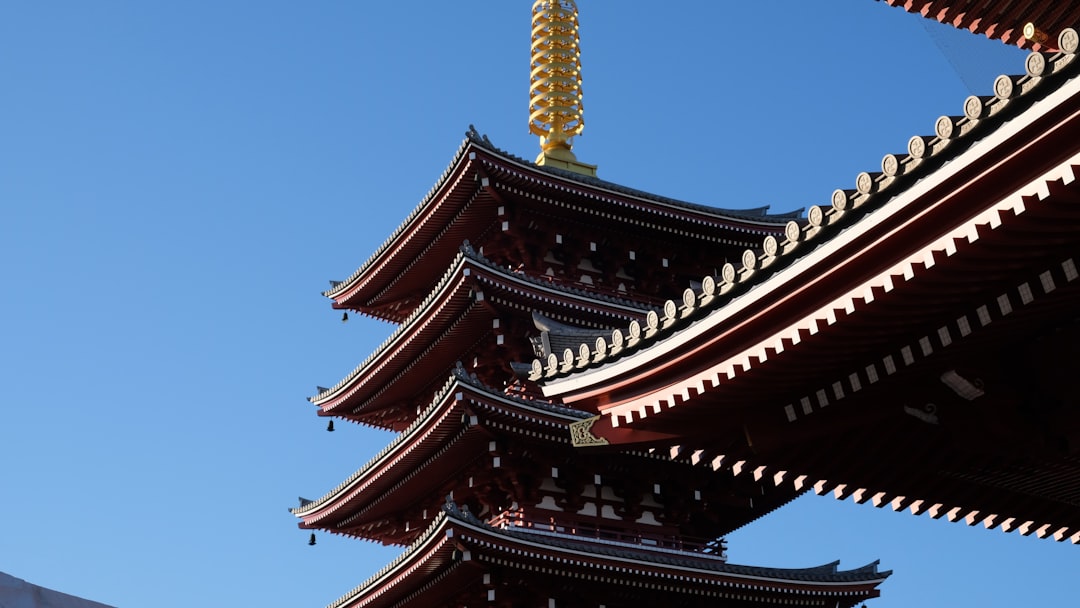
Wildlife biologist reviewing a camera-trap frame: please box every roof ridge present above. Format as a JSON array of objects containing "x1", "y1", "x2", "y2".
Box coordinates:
[
  {"x1": 293, "y1": 373, "x2": 464, "y2": 516},
  {"x1": 530, "y1": 37, "x2": 1080, "y2": 382},
  {"x1": 462, "y1": 242, "x2": 650, "y2": 312},
  {"x1": 326, "y1": 124, "x2": 812, "y2": 305},
  {"x1": 531, "y1": 310, "x2": 618, "y2": 335},
  {"x1": 313, "y1": 243, "x2": 650, "y2": 406},
  {"x1": 324, "y1": 136, "x2": 475, "y2": 299},
  {"x1": 467, "y1": 126, "x2": 804, "y2": 222},
  {"x1": 294, "y1": 371, "x2": 591, "y2": 517},
  {"x1": 311, "y1": 250, "x2": 468, "y2": 404},
  {"x1": 451, "y1": 363, "x2": 593, "y2": 419},
  {"x1": 445, "y1": 503, "x2": 889, "y2": 582},
  {"x1": 323, "y1": 509, "x2": 451, "y2": 608}
]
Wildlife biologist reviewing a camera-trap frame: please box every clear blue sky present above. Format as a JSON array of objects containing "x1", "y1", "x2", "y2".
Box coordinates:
[{"x1": 1, "y1": 3, "x2": 1075, "y2": 607}]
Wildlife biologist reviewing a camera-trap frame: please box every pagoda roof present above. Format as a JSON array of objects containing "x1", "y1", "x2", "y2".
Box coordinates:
[
  {"x1": 311, "y1": 244, "x2": 646, "y2": 427},
  {"x1": 297, "y1": 368, "x2": 800, "y2": 544},
  {"x1": 294, "y1": 369, "x2": 591, "y2": 538},
  {"x1": 533, "y1": 38, "x2": 1080, "y2": 390},
  {"x1": 881, "y1": 0, "x2": 1080, "y2": 51},
  {"x1": 532, "y1": 36, "x2": 1080, "y2": 541},
  {"x1": 324, "y1": 503, "x2": 889, "y2": 608},
  {"x1": 325, "y1": 127, "x2": 799, "y2": 322},
  {"x1": 462, "y1": 127, "x2": 804, "y2": 223}
]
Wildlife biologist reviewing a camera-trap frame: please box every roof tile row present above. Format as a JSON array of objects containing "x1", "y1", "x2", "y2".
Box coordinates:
[
  {"x1": 528, "y1": 32, "x2": 1079, "y2": 383},
  {"x1": 295, "y1": 367, "x2": 590, "y2": 517},
  {"x1": 312, "y1": 244, "x2": 648, "y2": 405}
]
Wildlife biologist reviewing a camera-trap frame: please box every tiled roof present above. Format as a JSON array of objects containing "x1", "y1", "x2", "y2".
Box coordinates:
[
  {"x1": 463, "y1": 242, "x2": 648, "y2": 312},
  {"x1": 323, "y1": 501, "x2": 887, "y2": 608},
  {"x1": 323, "y1": 509, "x2": 454, "y2": 608},
  {"x1": 293, "y1": 367, "x2": 591, "y2": 518},
  {"x1": 312, "y1": 248, "x2": 470, "y2": 405},
  {"x1": 324, "y1": 127, "x2": 802, "y2": 306},
  {"x1": 446, "y1": 503, "x2": 890, "y2": 584},
  {"x1": 466, "y1": 127, "x2": 804, "y2": 223},
  {"x1": 323, "y1": 136, "x2": 474, "y2": 300},
  {"x1": 528, "y1": 32, "x2": 1080, "y2": 383},
  {"x1": 311, "y1": 244, "x2": 646, "y2": 408}
]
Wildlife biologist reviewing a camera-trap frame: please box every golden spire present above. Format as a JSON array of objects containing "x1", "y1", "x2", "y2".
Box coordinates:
[{"x1": 529, "y1": 0, "x2": 596, "y2": 176}]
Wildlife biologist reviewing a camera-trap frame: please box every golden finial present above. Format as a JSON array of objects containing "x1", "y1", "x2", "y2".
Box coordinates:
[{"x1": 529, "y1": 0, "x2": 596, "y2": 176}]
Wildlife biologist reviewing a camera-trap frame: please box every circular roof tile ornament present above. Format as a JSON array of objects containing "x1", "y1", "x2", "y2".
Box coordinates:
[
  {"x1": 682, "y1": 287, "x2": 696, "y2": 309},
  {"x1": 663, "y1": 299, "x2": 678, "y2": 320},
  {"x1": 994, "y1": 75, "x2": 1016, "y2": 100},
  {"x1": 935, "y1": 116, "x2": 956, "y2": 140},
  {"x1": 594, "y1": 336, "x2": 607, "y2": 357},
  {"x1": 721, "y1": 262, "x2": 737, "y2": 284},
  {"x1": 531, "y1": 358, "x2": 543, "y2": 377},
  {"x1": 807, "y1": 205, "x2": 824, "y2": 227},
  {"x1": 546, "y1": 353, "x2": 559, "y2": 373},
  {"x1": 646, "y1": 310, "x2": 660, "y2": 331},
  {"x1": 701, "y1": 274, "x2": 716, "y2": 296},
  {"x1": 1061, "y1": 28, "x2": 1079, "y2": 54},
  {"x1": 563, "y1": 348, "x2": 575, "y2": 366},
  {"x1": 881, "y1": 153, "x2": 901, "y2": 177},
  {"x1": 785, "y1": 220, "x2": 802, "y2": 242},
  {"x1": 579, "y1": 343, "x2": 591, "y2": 361},
  {"x1": 855, "y1": 172, "x2": 875, "y2": 195},
  {"x1": 762, "y1": 235, "x2": 779, "y2": 257},
  {"x1": 1025, "y1": 52, "x2": 1047, "y2": 77},
  {"x1": 963, "y1": 95, "x2": 986, "y2": 120},
  {"x1": 741, "y1": 249, "x2": 757, "y2": 271},
  {"x1": 611, "y1": 328, "x2": 625, "y2": 349},
  {"x1": 831, "y1": 189, "x2": 849, "y2": 211},
  {"x1": 628, "y1": 319, "x2": 642, "y2": 340},
  {"x1": 908, "y1": 135, "x2": 929, "y2": 159}
]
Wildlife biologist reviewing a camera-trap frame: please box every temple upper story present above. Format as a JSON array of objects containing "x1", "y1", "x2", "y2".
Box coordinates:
[
  {"x1": 324, "y1": 129, "x2": 799, "y2": 322},
  {"x1": 296, "y1": 368, "x2": 800, "y2": 548}
]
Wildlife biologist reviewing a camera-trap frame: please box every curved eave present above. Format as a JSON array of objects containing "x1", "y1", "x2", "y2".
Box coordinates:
[
  {"x1": 467, "y1": 247, "x2": 649, "y2": 320},
  {"x1": 312, "y1": 250, "x2": 471, "y2": 412},
  {"x1": 326, "y1": 128, "x2": 798, "y2": 320},
  {"x1": 880, "y1": 0, "x2": 1080, "y2": 51},
  {"x1": 311, "y1": 247, "x2": 647, "y2": 421},
  {"x1": 325, "y1": 504, "x2": 888, "y2": 608},
  {"x1": 323, "y1": 510, "x2": 462, "y2": 608},
  {"x1": 449, "y1": 506, "x2": 890, "y2": 594},
  {"x1": 294, "y1": 374, "x2": 589, "y2": 531},
  {"x1": 537, "y1": 47, "x2": 1080, "y2": 404},
  {"x1": 467, "y1": 127, "x2": 803, "y2": 224},
  {"x1": 565, "y1": 164, "x2": 1080, "y2": 541},
  {"x1": 475, "y1": 152, "x2": 795, "y2": 240},
  {"x1": 324, "y1": 136, "x2": 479, "y2": 309}
]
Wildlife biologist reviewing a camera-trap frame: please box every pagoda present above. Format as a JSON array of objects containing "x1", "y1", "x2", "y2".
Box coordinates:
[
  {"x1": 546, "y1": 12, "x2": 1080, "y2": 544},
  {"x1": 294, "y1": 1, "x2": 890, "y2": 606}
]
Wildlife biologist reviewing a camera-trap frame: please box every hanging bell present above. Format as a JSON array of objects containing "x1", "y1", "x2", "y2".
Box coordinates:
[
  {"x1": 341, "y1": 312, "x2": 349, "y2": 323},
  {"x1": 308, "y1": 533, "x2": 317, "y2": 546},
  {"x1": 326, "y1": 420, "x2": 335, "y2": 432}
]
